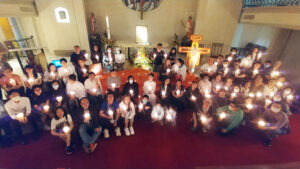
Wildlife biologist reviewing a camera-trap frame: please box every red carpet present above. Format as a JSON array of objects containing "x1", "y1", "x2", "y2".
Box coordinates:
[{"x1": 0, "y1": 68, "x2": 299, "y2": 169}]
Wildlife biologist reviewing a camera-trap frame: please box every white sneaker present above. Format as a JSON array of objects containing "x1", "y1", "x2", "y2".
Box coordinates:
[
  {"x1": 115, "y1": 127, "x2": 121, "y2": 136},
  {"x1": 124, "y1": 128, "x2": 130, "y2": 136},
  {"x1": 129, "y1": 127, "x2": 135, "y2": 135},
  {"x1": 104, "y1": 129, "x2": 110, "y2": 139}
]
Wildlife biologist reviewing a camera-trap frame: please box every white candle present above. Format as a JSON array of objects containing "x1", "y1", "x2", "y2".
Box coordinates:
[
  {"x1": 161, "y1": 90, "x2": 166, "y2": 96},
  {"x1": 265, "y1": 99, "x2": 272, "y2": 105},
  {"x1": 228, "y1": 57, "x2": 233, "y2": 62},
  {"x1": 92, "y1": 88, "x2": 97, "y2": 93},
  {"x1": 231, "y1": 92, "x2": 237, "y2": 98},
  {"x1": 82, "y1": 68, "x2": 87, "y2": 74},
  {"x1": 28, "y1": 78, "x2": 34, "y2": 84},
  {"x1": 256, "y1": 92, "x2": 262, "y2": 98},
  {"x1": 43, "y1": 105, "x2": 49, "y2": 111},
  {"x1": 277, "y1": 81, "x2": 283, "y2": 87},
  {"x1": 246, "y1": 103, "x2": 253, "y2": 109},
  {"x1": 108, "y1": 109, "x2": 113, "y2": 116},
  {"x1": 63, "y1": 126, "x2": 70, "y2": 133},
  {"x1": 176, "y1": 90, "x2": 180, "y2": 96},
  {"x1": 191, "y1": 95, "x2": 196, "y2": 101},
  {"x1": 153, "y1": 111, "x2": 158, "y2": 119},
  {"x1": 257, "y1": 52, "x2": 262, "y2": 59},
  {"x1": 138, "y1": 103, "x2": 143, "y2": 110},
  {"x1": 9, "y1": 79, "x2": 16, "y2": 86},
  {"x1": 111, "y1": 83, "x2": 116, "y2": 88},
  {"x1": 153, "y1": 53, "x2": 157, "y2": 58},
  {"x1": 166, "y1": 113, "x2": 172, "y2": 121},
  {"x1": 16, "y1": 112, "x2": 24, "y2": 120},
  {"x1": 271, "y1": 70, "x2": 280, "y2": 78},
  {"x1": 253, "y1": 69, "x2": 258, "y2": 75},
  {"x1": 219, "y1": 112, "x2": 226, "y2": 119},
  {"x1": 70, "y1": 91, "x2": 76, "y2": 96},
  {"x1": 166, "y1": 68, "x2": 171, "y2": 73},
  {"x1": 129, "y1": 89, "x2": 134, "y2": 95},
  {"x1": 249, "y1": 93, "x2": 255, "y2": 98},
  {"x1": 200, "y1": 115, "x2": 207, "y2": 124},
  {"x1": 235, "y1": 69, "x2": 240, "y2": 76},
  {"x1": 95, "y1": 55, "x2": 99, "y2": 61},
  {"x1": 84, "y1": 53, "x2": 89, "y2": 60},
  {"x1": 164, "y1": 53, "x2": 167, "y2": 58},
  {"x1": 216, "y1": 85, "x2": 221, "y2": 91},
  {"x1": 287, "y1": 94, "x2": 293, "y2": 100},
  {"x1": 205, "y1": 92, "x2": 211, "y2": 98},
  {"x1": 258, "y1": 120, "x2": 266, "y2": 127},
  {"x1": 56, "y1": 96, "x2": 63, "y2": 103},
  {"x1": 84, "y1": 112, "x2": 90, "y2": 119}
]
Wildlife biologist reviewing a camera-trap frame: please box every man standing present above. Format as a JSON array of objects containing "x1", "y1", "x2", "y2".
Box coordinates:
[
  {"x1": 153, "y1": 43, "x2": 165, "y2": 72},
  {"x1": 70, "y1": 45, "x2": 85, "y2": 66}
]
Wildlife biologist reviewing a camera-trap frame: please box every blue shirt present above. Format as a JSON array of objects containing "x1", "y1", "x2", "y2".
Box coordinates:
[{"x1": 100, "y1": 101, "x2": 119, "y2": 115}]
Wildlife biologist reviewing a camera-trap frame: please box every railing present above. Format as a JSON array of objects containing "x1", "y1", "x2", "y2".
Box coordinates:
[{"x1": 243, "y1": 0, "x2": 300, "y2": 8}]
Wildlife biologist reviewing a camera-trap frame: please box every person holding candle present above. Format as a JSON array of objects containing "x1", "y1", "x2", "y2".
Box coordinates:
[
  {"x1": 153, "y1": 43, "x2": 165, "y2": 72},
  {"x1": 250, "y1": 47, "x2": 260, "y2": 61},
  {"x1": 158, "y1": 58, "x2": 172, "y2": 82},
  {"x1": 84, "y1": 72, "x2": 103, "y2": 110},
  {"x1": 214, "y1": 89, "x2": 229, "y2": 110},
  {"x1": 241, "y1": 80, "x2": 252, "y2": 98},
  {"x1": 240, "y1": 54, "x2": 253, "y2": 69},
  {"x1": 137, "y1": 95, "x2": 152, "y2": 120},
  {"x1": 200, "y1": 57, "x2": 217, "y2": 77},
  {"x1": 70, "y1": 45, "x2": 85, "y2": 66},
  {"x1": 171, "y1": 79, "x2": 185, "y2": 111},
  {"x1": 198, "y1": 74, "x2": 212, "y2": 96},
  {"x1": 216, "y1": 101, "x2": 244, "y2": 135},
  {"x1": 165, "y1": 106, "x2": 176, "y2": 126},
  {"x1": 263, "y1": 80, "x2": 278, "y2": 98},
  {"x1": 103, "y1": 46, "x2": 115, "y2": 72},
  {"x1": 225, "y1": 48, "x2": 238, "y2": 62},
  {"x1": 184, "y1": 81, "x2": 202, "y2": 112},
  {"x1": 30, "y1": 85, "x2": 51, "y2": 131},
  {"x1": 232, "y1": 60, "x2": 247, "y2": 85},
  {"x1": 143, "y1": 73, "x2": 156, "y2": 105},
  {"x1": 158, "y1": 77, "x2": 172, "y2": 107},
  {"x1": 151, "y1": 102, "x2": 164, "y2": 125},
  {"x1": 229, "y1": 85, "x2": 242, "y2": 103},
  {"x1": 107, "y1": 69, "x2": 121, "y2": 99},
  {"x1": 22, "y1": 65, "x2": 42, "y2": 96},
  {"x1": 115, "y1": 48, "x2": 126, "y2": 71},
  {"x1": 78, "y1": 97, "x2": 101, "y2": 153},
  {"x1": 99, "y1": 92, "x2": 121, "y2": 138},
  {"x1": 75, "y1": 58, "x2": 89, "y2": 84},
  {"x1": 191, "y1": 98, "x2": 214, "y2": 132},
  {"x1": 223, "y1": 76, "x2": 234, "y2": 94},
  {"x1": 91, "y1": 44, "x2": 103, "y2": 65},
  {"x1": 211, "y1": 73, "x2": 224, "y2": 94},
  {"x1": 43, "y1": 63, "x2": 59, "y2": 90},
  {"x1": 0, "y1": 67, "x2": 25, "y2": 96},
  {"x1": 51, "y1": 106, "x2": 74, "y2": 155},
  {"x1": 262, "y1": 60, "x2": 273, "y2": 81},
  {"x1": 58, "y1": 58, "x2": 75, "y2": 85},
  {"x1": 66, "y1": 74, "x2": 86, "y2": 119},
  {"x1": 220, "y1": 60, "x2": 231, "y2": 77},
  {"x1": 119, "y1": 94, "x2": 136, "y2": 136},
  {"x1": 5, "y1": 90, "x2": 40, "y2": 144},
  {"x1": 49, "y1": 80, "x2": 68, "y2": 113},
  {"x1": 172, "y1": 59, "x2": 187, "y2": 81},
  {"x1": 122, "y1": 75, "x2": 139, "y2": 102},
  {"x1": 249, "y1": 61, "x2": 263, "y2": 79},
  {"x1": 216, "y1": 55, "x2": 224, "y2": 73},
  {"x1": 258, "y1": 102, "x2": 289, "y2": 147},
  {"x1": 167, "y1": 47, "x2": 177, "y2": 63}
]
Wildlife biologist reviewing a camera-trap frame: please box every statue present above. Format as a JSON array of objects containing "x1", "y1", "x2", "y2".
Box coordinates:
[
  {"x1": 91, "y1": 13, "x2": 96, "y2": 35},
  {"x1": 181, "y1": 16, "x2": 193, "y2": 38}
]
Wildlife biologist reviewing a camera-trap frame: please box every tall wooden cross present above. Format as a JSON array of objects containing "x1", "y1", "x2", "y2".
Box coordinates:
[{"x1": 178, "y1": 35, "x2": 211, "y2": 72}]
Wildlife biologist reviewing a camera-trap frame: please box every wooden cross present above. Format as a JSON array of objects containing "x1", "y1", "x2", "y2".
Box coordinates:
[{"x1": 178, "y1": 35, "x2": 211, "y2": 72}]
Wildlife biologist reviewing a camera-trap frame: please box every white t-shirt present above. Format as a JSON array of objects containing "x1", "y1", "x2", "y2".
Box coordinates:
[
  {"x1": 201, "y1": 63, "x2": 217, "y2": 73},
  {"x1": 198, "y1": 80, "x2": 212, "y2": 94},
  {"x1": 21, "y1": 73, "x2": 42, "y2": 87},
  {"x1": 172, "y1": 64, "x2": 187, "y2": 80},
  {"x1": 4, "y1": 97, "x2": 31, "y2": 119},
  {"x1": 119, "y1": 101, "x2": 135, "y2": 120},
  {"x1": 143, "y1": 80, "x2": 156, "y2": 95},
  {"x1": 115, "y1": 53, "x2": 125, "y2": 64},
  {"x1": 51, "y1": 114, "x2": 73, "y2": 130},
  {"x1": 84, "y1": 78, "x2": 103, "y2": 95},
  {"x1": 66, "y1": 81, "x2": 87, "y2": 99},
  {"x1": 241, "y1": 56, "x2": 253, "y2": 69},
  {"x1": 151, "y1": 105, "x2": 164, "y2": 120},
  {"x1": 58, "y1": 66, "x2": 75, "y2": 83}
]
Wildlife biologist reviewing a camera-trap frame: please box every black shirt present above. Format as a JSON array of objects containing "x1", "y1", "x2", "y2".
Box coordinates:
[
  {"x1": 70, "y1": 51, "x2": 85, "y2": 65},
  {"x1": 154, "y1": 50, "x2": 165, "y2": 65}
]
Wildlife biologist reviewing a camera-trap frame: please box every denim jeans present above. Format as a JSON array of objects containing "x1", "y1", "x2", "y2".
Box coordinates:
[{"x1": 79, "y1": 123, "x2": 101, "y2": 147}]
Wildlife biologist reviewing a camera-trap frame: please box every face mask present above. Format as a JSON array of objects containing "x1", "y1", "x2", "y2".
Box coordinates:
[
  {"x1": 52, "y1": 85, "x2": 59, "y2": 90},
  {"x1": 231, "y1": 52, "x2": 236, "y2": 55},
  {"x1": 12, "y1": 96, "x2": 20, "y2": 102},
  {"x1": 129, "y1": 80, "x2": 133, "y2": 84},
  {"x1": 223, "y1": 64, "x2": 228, "y2": 67},
  {"x1": 143, "y1": 100, "x2": 147, "y2": 104},
  {"x1": 264, "y1": 64, "x2": 270, "y2": 68},
  {"x1": 271, "y1": 106, "x2": 281, "y2": 113},
  {"x1": 234, "y1": 89, "x2": 239, "y2": 93}
]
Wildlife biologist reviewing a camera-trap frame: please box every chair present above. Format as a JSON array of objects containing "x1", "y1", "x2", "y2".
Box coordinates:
[{"x1": 211, "y1": 43, "x2": 224, "y2": 56}]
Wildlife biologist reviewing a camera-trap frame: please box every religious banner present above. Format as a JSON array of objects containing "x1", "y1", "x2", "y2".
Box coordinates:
[{"x1": 178, "y1": 35, "x2": 211, "y2": 72}]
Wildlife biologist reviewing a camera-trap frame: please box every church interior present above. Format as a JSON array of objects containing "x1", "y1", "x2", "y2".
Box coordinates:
[{"x1": 0, "y1": 0, "x2": 300, "y2": 168}]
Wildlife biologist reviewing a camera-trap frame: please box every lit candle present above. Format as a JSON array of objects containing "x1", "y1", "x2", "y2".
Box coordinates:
[
  {"x1": 153, "y1": 54, "x2": 157, "y2": 58},
  {"x1": 256, "y1": 92, "x2": 262, "y2": 98},
  {"x1": 138, "y1": 103, "x2": 143, "y2": 110},
  {"x1": 253, "y1": 69, "x2": 258, "y2": 76},
  {"x1": 108, "y1": 109, "x2": 113, "y2": 116},
  {"x1": 205, "y1": 92, "x2": 211, "y2": 98},
  {"x1": 176, "y1": 90, "x2": 180, "y2": 96},
  {"x1": 276, "y1": 81, "x2": 283, "y2": 88},
  {"x1": 84, "y1": 112, "x2": 90, "y2": 119},
  {"x1": 16, "y1": 112, "x2": 24, "y2": 121},
  {"x1": 258, "y1": 120, "x2": 266, "y2": 127},
  {"x1": 265, "y1": 99, "x2": 272, "y2": 105},
  {"x1": 166, "y1": 113, "x2": 172, "y2": 121},
  {"x1": 235, "y1": 69, "x2": 240, "y2": 76},
  {"x1": 50, "y1": 72, "x2": 55, "y2": 77},
  {"x1": 219, "y1": 112, "x2": 226, "y2": 119},
  {"x1": 249, "y1": 93, "x2": 255, "y2": 98},
  {"x1": 147, "y1": 86, "x2": 152, "y2": 91},
  {"x1": 214, "y1": 61, "x2": 218, "y2": 66},
  {"x1": 200, "y1": 115, "x2": 207, "y2": 124},
  {"x1": 95, "y1": 55, "x2": 99, "y2": 61},
  {"x1": 153, "y1": 111, "x2": 158, "y2": 119},
  {"x1": 92, "y1": 88, "x2": 97, "y2": 93},
  {"x1": 257, "y1": 52, "x2": 262, "y2": 59},
  {"x1": 82, "y1": 68, "x2": 87, "y2": 74},
  {"x1": 216, "y1": 85, "x2": 221, "y2": 91},
  {"x1": 111, "y1": 83, "x2": 116, "y2": 88},
  {"x1": 70, "y1": 91, "x2": 76, "y2": 96},
  {"x1": 121, "y1": 104, "x2": 128, "y2": 111},
  {"x1": 271, "y1": 70, "x2": 280, "y2": 78},
  {"x1": 43, "y1": 105, "x2": 49, "y2": 111},
  {"x1": 161, "y1": 90, "x2": 166, "y2": 97},
  {"x1": 224, "y1": 86, "x2": 228, "y2": 91},
  {"x1": 28, "y1": 78, "x2": 34, "y2": 84},
  {"x1": 231, "y1": 92, "x2": 237, "y2": 98},
  {"x1": 129, "y1": 89, "x2": 134, "y2": 95},
  {"x1": 207, "y1": 68, "x2": 212, "y2": 72},
  {"x1": 287, "y1": 94, "x2": 294, "y2": 101},
  {"x1": 164, "y1": 53, "x2": 167, "y2": 58},
  {"x1": 56, "y1": 96, "x2": 63, "y2": 103},
  {"x1": 166, "y1": 68, "x2": 171, "y2": 73},
  {"x1": 84, "y1": 53, "x2": 89, "y2": 60},
  {"x1": 228, "y1": 57, "x2": 233, "y2": 62},
  {"x1": 191, "y1": 95, "x2": 196, "y2": 101},
  {"x1": 269, "y1": 92, "x2": 275, "y2": 97},
  {"x1": 224, "y1": 68, "x2": 229, "y2": 75},
  {"x1": 9, "y1": 78, "x2": 16, "y2": 86},
  {"x1": 246, "y1": 103, "x2": 253, "y2": 109},
  {"x1": 63, "y1": 126, "x2": 70, "y2": 133}
]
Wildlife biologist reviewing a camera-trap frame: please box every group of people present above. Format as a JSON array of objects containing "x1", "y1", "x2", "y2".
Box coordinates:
[{"x1": 0, "y1": 43, "x2": 296, "y2": 156}]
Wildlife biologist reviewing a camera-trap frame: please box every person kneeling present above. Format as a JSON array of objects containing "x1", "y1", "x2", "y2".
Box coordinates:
[
  {"x1": 50, "y1": 106, "x2": 74, "y2": 155},
  {"x1": 78, "y1": 97, "x2": 101, "y2": 153},
  {"x1": 99, "y1": 92, "x2": 121, "y2": 139},
  {"x1": 191, "y1": 99, "x2": 214, "y2": 133},
  {"x1": 119, "y1": 94, "x2": 136, "y2": 136},
  {"x1": 257, "y1": 102, "x2": 289, "y2": 147},
  {"x1": 137, "y1": 95, "x2": 152, "y2": 120},
  {"x1": 151, "y1": 102, "x2": 164, "y2": 125},
  {"x1": 216, "y1": 101, "x2": 244, "y2": 135}
]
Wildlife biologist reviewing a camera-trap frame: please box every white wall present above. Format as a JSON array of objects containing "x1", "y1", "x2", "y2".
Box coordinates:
[
  {"x1": 231, "y1": 23, "x2": 278, "y2": 48},
  {"x1": 35, "y1": 0, "x2": 90, "y2": 56},
  {"x1": 279, "y1": 30, "x2": 300, "y2": 87},
  {"x1": 84, "y1": 0, "x2": 199, "y2": 45},
  {"x1": 194, "y1": 0, "x2": 243, "y2": 54}
]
